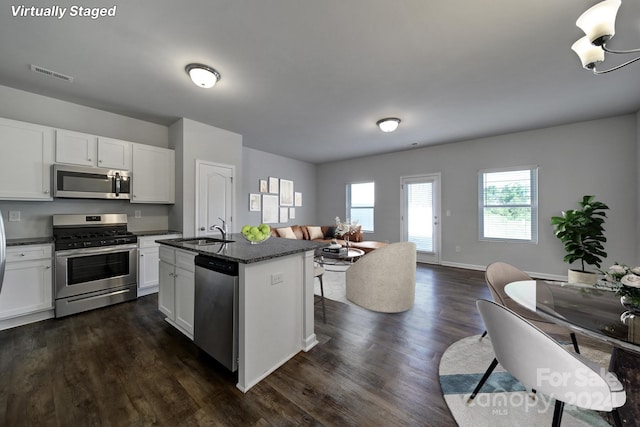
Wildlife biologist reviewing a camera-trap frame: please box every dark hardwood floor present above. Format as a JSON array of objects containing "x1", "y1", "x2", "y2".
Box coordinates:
[{"x1": 0, "y1": 264, "x2": 491, "y2": 426}]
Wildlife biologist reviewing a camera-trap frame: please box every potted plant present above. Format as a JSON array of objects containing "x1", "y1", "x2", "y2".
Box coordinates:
[{"x1": 551, "y1": 195, "x2": 609, "y2": 284}]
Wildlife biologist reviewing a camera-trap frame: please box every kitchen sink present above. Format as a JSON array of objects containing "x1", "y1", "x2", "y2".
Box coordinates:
[{"x1": 182, "y1": 238, "x2": 235, "y2": 245}]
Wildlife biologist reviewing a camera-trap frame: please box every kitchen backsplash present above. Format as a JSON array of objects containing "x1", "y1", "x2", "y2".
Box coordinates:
[{"x1": 0, "y1": 199, "x2": 170, "y2": 238}]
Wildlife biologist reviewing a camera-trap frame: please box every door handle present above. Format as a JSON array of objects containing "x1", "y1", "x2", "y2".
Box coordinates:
[
  {"x1": 200, "y1": 227, "x2": 205, "y2": 231},
  {"x1": 114, "y1": 172, "x2": 121, "y2": 197}
]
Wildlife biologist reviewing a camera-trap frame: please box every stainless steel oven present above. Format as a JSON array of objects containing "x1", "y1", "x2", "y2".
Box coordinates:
[{"x1": 53, "y1": 213, "x2": 138, "y2": 317}]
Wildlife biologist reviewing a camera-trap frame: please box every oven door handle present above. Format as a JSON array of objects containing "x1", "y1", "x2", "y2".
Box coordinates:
[{"x1": 55, "y1": 244, "x2": 138, "y2": 258}]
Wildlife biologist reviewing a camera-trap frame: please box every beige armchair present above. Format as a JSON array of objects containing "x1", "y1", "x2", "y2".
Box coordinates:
[{"x1": 346, "y1": 242, "x2": 416, "y2": 313}]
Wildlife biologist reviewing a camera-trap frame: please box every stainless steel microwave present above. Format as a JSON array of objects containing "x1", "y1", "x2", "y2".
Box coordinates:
[{"x1": 53, "y1": 164, "x2": 131, "y2": 200}]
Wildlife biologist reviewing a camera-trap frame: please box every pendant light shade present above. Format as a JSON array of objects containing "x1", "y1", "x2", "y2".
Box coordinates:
[
  {"x1": 571, "y1": 0, "x2": 640, "y2": 74},
  {"x1": 571, "y1": 36, "x2": 605, "y2": 69},
  {"x1": 377, "y1": 117, "x2": 401, "y2": 133},
  {"x1": 576, "y1": 0, "x2": 621, "y2": 46},
  {"x1": 185, "y1": 63, "x2": 221, "y2": 88}
]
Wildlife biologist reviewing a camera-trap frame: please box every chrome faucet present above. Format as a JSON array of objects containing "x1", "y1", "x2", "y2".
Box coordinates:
[{"x1": 211, "y1": 217, "x2": 227, "y2": 240}]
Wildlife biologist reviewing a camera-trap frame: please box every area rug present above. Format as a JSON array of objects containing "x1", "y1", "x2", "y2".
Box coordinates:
[
  {"x1": 439, "y1": 335, "x2": 612, "y2": 427},
  {"x1": 313, "y1": 266, "x2": 353, "y2": 306}
]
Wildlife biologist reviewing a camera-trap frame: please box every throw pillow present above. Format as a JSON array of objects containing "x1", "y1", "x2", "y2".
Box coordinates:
[
  {"x1": 324, "y1": 226, "x2": 337, "y2": 238},
  {"x1": 307, "y1": 226, "x2": 323, "y2": 240},
  {"x1": 348, "y1": 225, "x2": 363, "y2": 242},
  {"x1": 276, "y1": 226, "x2": 297, "y2": 239}
]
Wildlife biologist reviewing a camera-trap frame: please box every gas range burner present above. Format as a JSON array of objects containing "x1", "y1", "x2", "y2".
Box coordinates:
[
  {"x1": 54, "y1": 233, "x2": 137, "y2": 250},
  {"x1": 52, "y1": 213, "x2": 138, "y2": 251}
]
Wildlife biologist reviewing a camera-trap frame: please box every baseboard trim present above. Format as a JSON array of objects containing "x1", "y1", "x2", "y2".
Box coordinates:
[
  {"x1": 0, "y1": 309, "x2": 54, "y2": 331},
  {"x1": 436, "y1": 261, "x2": 567, "y2": 282}
]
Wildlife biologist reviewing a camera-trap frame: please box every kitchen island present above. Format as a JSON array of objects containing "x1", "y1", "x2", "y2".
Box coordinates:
[{"x1": 156, "y1": 234, "x2": 325, "y2": 392}]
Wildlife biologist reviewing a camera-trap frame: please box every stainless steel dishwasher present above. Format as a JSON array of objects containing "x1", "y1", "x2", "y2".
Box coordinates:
[{"x1": 194, "y1": 255, "x2": 239, "y2": 372}]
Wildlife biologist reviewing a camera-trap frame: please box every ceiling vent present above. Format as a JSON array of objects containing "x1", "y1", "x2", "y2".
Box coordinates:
[{"x1": 29, "y1": 64, "x2": 74, "y2": 83}]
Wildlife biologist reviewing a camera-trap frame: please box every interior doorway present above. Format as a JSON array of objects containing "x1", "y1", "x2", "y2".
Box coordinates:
[{"x1": 195, "y1": 160, "x2": 235, "y2": 237}]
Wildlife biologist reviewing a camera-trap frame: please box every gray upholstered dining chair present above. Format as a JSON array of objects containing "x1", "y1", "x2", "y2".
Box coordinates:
[
  {"x1": 473, "y1": 299, "x2": 625, "y2": 427},
  {"x1": 471, "y1": 262, "x2": 582, "y2": 402},
  {"x1": 484, "y1": 262, "x2": 580, "y2": 352}
]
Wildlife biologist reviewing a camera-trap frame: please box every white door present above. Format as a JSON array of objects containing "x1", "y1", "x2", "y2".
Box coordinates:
[
  {"x1": 401, "y1": 173, "x2": 441, "y2": 264},
  {"x1": 196, "y1": 161, "x2": 235, "y2": 236}
]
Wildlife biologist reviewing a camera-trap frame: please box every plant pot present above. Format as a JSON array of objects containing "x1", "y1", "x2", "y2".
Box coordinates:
[{"x1": 567, "y1": 269, "x2": 598, "y2": 285}]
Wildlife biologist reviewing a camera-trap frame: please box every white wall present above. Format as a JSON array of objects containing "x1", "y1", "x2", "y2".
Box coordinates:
[
  {"x1": 317, "y1": 114, "x2": 638, "y2": 277},
  {"x1": 0, "y1": 84, "x2": 172, "y2": 237},
  {"x1": 0, "y1": 85, "x2": 168, "y2": 148},
  {"x1": 169, "y1": 118, "x2": 243, "y2": 235},
  {"x1": 240, "y1": 147, "x2": 317, "y2": 229}
]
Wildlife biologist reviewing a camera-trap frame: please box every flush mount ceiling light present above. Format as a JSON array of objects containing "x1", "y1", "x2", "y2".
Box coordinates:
[
  {"x1": 571, "y1": 0, "x2": 640, "y2": 74},
  {"x1": 185, "y1": 63, "x2": 221, "y2": 88},
  {"x1": 376, "y1": 117, "x2": 401, "y2": 133}
]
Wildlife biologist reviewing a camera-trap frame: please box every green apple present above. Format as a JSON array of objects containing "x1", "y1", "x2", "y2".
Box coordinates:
[{"x1": 242, "y1": 224, "x2": 251, "y2": 235}]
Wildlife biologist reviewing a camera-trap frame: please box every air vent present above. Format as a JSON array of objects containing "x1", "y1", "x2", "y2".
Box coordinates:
[{"x1": 29, "y1": 64, "x2": 74, "y2": 83}]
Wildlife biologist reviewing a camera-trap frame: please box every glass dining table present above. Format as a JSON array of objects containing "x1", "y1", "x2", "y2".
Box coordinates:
[{"x1": 505, "y1": 280, "x2": 640, "y2": 424}]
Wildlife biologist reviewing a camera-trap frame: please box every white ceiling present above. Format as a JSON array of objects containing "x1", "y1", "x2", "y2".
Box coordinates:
[{"x1": 1, "y1": 0, "x2": 639, "y2": 164}]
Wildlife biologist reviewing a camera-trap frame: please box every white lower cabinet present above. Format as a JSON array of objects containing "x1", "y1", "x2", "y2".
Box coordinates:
[
  {"x1": 0, "y1": 244, "x2": 54, "y2": 330},
  {"x1": 137, "y1": 234, "x2": 181, "y2": 297},
  {"x1": 158, "y1": 246, "x2": 195, "y2": 339}
]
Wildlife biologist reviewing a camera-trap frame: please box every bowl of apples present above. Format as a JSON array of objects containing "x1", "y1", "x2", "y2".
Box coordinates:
[{"x1": 241, "y1": 223, "x2": 271, "y2": 244}]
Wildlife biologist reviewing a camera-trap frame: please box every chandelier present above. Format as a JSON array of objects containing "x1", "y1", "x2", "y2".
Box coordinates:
[{"x1": 571, "y1": 0, "x2": 640, "y2": 74}]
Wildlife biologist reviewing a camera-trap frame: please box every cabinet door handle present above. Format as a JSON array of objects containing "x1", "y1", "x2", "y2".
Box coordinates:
[
  {"x1": 44, "y1": 189, "x2": 50, "y2": 194},
  {"x1": 88, "y1": 158, "x2": 92, "y2": 161},
  {"x1": 98, "y1": 160, "x2": 102, "y2": 163}
]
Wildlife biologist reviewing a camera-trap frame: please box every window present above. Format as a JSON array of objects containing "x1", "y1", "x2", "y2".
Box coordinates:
[
  {"x1": 347, "y1": 181, "x2": 375, "y2": 232},
  {"x1": 479, "y1": 166, "x2": 538, "y2": 243}
]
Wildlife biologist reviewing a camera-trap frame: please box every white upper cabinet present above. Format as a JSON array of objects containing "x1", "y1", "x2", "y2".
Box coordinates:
[
  {"x1": 131, "y1": 143, "x2": 175, "y2": 204},
  {"x1": 56, "y1": 130, "x2": 132, "y2": 170},
  {"x1": 55, "y1": 129, "x2": 97, "y2": 167},
  {"x1": 97, "y1": 137, "x2": 132, "y2": 170},
  {"x1": 0, "y1": 117, "x2": 54, "y2": 200}
]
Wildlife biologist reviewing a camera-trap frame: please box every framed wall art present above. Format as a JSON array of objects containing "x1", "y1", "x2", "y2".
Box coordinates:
[
  {"x1": 262, "y1": 194, "x2": 279, "y2": 223},
  {"x1": 279, "y1": 207, "x2": 289, "y2": 223},
  {"x1": 294, "y1": 192, "x2": 302, "y2": 207},
  {"x1": 259, "y1": 179, "x2": 268, "y2": 193},
  {"x1": 280, "y1": 179, "x2": 294, "y2": 206},
  {"x1": 268, "y1": 177, "x2": 279, "y2": 194},
  {"x1": 249, "y1": 193, "x2": 261, "y2": 211}
]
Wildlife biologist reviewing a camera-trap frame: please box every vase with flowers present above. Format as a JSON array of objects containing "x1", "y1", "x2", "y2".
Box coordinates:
[
  {"x1": 600, "y1": 263, "x2": 640, "y2": 315},
  {"x1": 335, "y1": 217, "x2": 359, "y2": 249}
]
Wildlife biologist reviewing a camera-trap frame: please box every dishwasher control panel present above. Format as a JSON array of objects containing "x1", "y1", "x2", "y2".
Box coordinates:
[{"x1": 195, "y1": 255, "x2": 238, "y2": 276}]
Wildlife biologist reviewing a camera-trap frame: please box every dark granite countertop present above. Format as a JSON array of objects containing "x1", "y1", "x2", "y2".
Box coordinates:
[
  {"x1": 156, "y1": 233, "x2": 326, "y2": 264},
  {"x1": 7, "y1": 237, "x2": 54, "y2": 247},
  {"x1": 134, "y1": 230, "x2": 182, "y2": 237}
]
